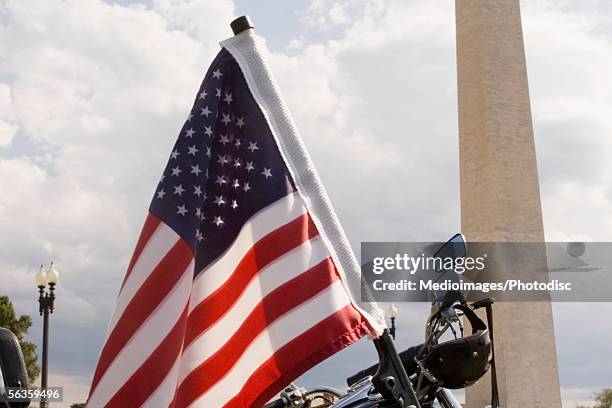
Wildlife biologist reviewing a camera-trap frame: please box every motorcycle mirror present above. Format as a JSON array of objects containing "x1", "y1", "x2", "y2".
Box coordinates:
[
  {"x1": 432, "y1": 233, "x2": 467, "y2": 273},
  {"x1": 0, "y1": 328, "x2": 31, "y2": 408}
]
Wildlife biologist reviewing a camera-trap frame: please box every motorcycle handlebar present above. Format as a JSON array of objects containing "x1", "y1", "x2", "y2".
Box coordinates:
[
  {"x1": 471, "y1": 297, "x2": 495, "y2": 310},
  {"x1": 346, "y1": 362, "x2": 378, "y2": 387},
  {"x1": 346, "y1": 301, "x2": 472, "y2": 387},
  {"x1": 346, "y1": 343, "x2": 423, "y2": 387}
]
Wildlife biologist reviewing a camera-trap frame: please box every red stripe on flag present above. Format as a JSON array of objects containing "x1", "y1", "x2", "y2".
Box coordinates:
[
  {"x1": 226, "y1": 304, "x2": 369, "y2": 408},
  {"x1": 174, "y1": 257, "x2": 338, "y2": 408},
  {"x1": 183, "y1": 213, "x2": 318, "y2": 347},
  {"x1": 120, "y1": 212, "x2": 161, "y2": 291},
  {"x1": 104, "y1": 303, "x2": 189, "y2": 408},
  {"x1": 90, "y1": 239, "x2": 192, "y2": 395}
]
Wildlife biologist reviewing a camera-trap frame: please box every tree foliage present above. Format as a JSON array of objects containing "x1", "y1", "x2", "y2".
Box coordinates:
[
  {"x1": 577, "y1": 388, "x2": 612, "y2": 408},
  {"x1": 594, "y1": 388, "x2": 612, "y2": 408},
  {"x1": 0, "y1": 295, "x2": 40, "y2": 384}
]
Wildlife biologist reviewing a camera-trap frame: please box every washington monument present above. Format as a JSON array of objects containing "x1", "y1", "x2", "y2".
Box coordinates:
[{"x1": 455, "y1": 0, "x2": 562, "y2": 406}]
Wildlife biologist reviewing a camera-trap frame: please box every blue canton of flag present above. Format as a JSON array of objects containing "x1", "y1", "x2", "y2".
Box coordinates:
[{"x1": 150, "y1": 50, "x2": 295, "y2": 272}]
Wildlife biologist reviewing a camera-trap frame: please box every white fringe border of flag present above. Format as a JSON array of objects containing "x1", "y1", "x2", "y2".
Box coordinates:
[{"x1": 221, "y1": 30, "x2": 386, "y2": 336}]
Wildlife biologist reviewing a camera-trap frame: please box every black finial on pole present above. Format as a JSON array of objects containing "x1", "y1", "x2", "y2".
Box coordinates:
[{"x1": 230, "y1": 15, "x2": 254, "y2": 35}]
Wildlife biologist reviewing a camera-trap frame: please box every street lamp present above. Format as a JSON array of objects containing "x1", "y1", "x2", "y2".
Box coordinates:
[
  {"x1": 36, "y1": 262, "x2": 58, "y2": 408},
  {"x1": 387, "y1": 303, "x2": 398, "y2": 340}
]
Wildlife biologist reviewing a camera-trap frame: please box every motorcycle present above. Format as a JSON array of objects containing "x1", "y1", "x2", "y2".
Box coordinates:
[
  {"x1": 264, "y1": 234, "x2": 498, "y2": 408},
  {"x1": 0, "y1": 327, "x2": 30, "y2": 408}
]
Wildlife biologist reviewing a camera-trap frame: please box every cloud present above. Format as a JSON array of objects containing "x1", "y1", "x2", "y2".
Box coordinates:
[
  {"x1": 0, "y1": 0, "x2": 234, "y2": 383},
  {"x1": 0, "y1": 120, "x2": 17, "y2": 147},
  {"x1": 301, "y1": 0, "x2": 388, "y2": 30},
  {"x1": 271, "y1": 0, "x2": 461, "y2": 246},
  {"x1": 561, "y1": 386, "x2": 600, "y2": 408},
  {"x1": 522, "y1": 0, "x2": 612, "y2": 241},
  {"x1": 48, "y1": 372, "x2": 91, "y2": 407},
  {"x1": 0, "y1": 84, "x2": 17, "y2": 147}
]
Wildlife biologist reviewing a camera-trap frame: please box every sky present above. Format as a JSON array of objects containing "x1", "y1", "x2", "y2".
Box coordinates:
[{"x1": 0, "y1": 0, "x2": 611, "y2": 406}]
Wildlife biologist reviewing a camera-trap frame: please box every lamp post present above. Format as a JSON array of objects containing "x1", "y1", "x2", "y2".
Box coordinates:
[{"x1": 35, "y1": 262, "x2": 59, "y2": 408}]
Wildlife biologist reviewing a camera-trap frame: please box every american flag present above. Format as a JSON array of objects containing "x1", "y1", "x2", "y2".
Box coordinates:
[{"x1": 87, "y1": 29, "x2": 385, "y2": 408}]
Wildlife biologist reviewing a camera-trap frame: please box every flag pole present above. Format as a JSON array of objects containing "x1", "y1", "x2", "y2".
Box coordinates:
[
  {"x1": 231, "y1": 15, "x2": 254, "y2": 35},
  {"x1": 371, "y1": 330, "x2": 421, "y2": 407}
]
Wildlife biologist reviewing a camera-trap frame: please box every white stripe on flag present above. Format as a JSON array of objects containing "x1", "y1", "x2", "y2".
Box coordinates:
[
  {"x1": 178, "y1": 236, "x2": 328, "y2": 383},
  {"x1": 188, "y1": 192, "x2": 305, "y2": 312},
  {"x1": 108, "y1": 222, "x2": 180, "y2": 333},
  {"x1": 188, "y1": 281, "x2": 351, "y2": 407},
  {"x1": 141, "y1": 355, "x2": 182, "y2": 408},
  {"x1": 88, "y1": 259, "x2": 194, "y2": 408}
]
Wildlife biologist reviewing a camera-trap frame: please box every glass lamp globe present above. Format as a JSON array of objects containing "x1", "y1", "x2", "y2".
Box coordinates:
[
  {"x1": 387, "y1": 303, "x2": 398, "y2": 319},
  {"x1": 35, "y1": 265, "x2": 47, "y2": 288},
  {"x1": 46, "y1": 262, "x2": 59, "y2": 285}
]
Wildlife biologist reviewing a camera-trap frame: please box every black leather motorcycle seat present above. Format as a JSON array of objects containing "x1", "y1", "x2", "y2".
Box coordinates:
[{"x1": 346, "y1": 343, "x2": 424, "y2": 386}]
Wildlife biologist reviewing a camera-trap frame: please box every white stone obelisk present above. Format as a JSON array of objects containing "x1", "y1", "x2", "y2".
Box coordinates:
[{"x1": 455, "y1": 0, "x2": 562, "y2": 406}]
